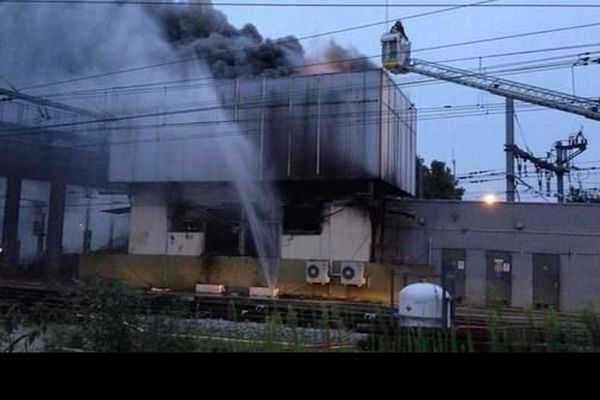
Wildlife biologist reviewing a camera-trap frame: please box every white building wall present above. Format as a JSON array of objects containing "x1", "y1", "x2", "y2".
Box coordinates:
[
  {"x1": 281, "y1": 204, "x2": 371, "y2": 262},
  {"x1": 166, "y1": 232, "x2": 205, "y2": 256},
  {"x1": 0, "y1": 179, "x2": 130, "y2": 263},
  {"x1": 128, "y1": 187, "x2": 210, "y2": 256},
  {"x1": 62, "y1": 186, "x2": 130, "y2": 254},
  {"x1": 281, "y1": 234, "x2": 328, "y2": 260},
  {"x1": 128, "y1": 189, "x2": 169, "y2": 255}
]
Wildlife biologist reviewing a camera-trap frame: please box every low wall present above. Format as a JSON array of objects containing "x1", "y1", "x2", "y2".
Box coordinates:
[{"x1": 80, "y1": 254, "x2": 434, "y2": 305}]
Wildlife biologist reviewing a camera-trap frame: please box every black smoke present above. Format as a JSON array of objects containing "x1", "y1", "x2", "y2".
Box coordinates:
[{"x1": 145, "y1": 2, "x2": 305, "y2": 79}]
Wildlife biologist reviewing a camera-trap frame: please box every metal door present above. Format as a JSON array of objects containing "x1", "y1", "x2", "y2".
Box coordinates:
[
  {"x1": 486, "y1": 251, "x2": 512, "y2": 306},
  {"x1": 441, "y1": 249, "x2": 466, "y2": 303},
  {"x1": 532, "y1": 253, "x2": 560, "y2": 310}
]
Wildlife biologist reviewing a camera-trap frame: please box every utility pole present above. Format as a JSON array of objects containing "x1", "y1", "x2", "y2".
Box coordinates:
[
  {"x1": 556, "y1": 148, "x2": 566, "y2": 203},
  {"x1": 505, "y1": 98, "x2": 516, "y2": 203},
  {"x1": 83, "y1": 188, "x2": 92, "y2": 252},
  {"x1": 554, "y1": 131, "x2": 587, "y2": 203},
  {"x1": 451, "y1": 147, "x2": 456, "y2": 178},
  {"x1": 506, "y1": 131, "x2": 587, "y2": 203}
]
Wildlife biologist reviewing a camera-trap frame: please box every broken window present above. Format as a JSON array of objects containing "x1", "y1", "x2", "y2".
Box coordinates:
[
  {"x1": 204, "y1": 208, "x2": 241, "y2": 256},
  {"x1": 169, "y1": 203, "x2": 204, "y2": 232},
  {"x1": 283, "y1": 204, "x2": 323, "y2": 235}
]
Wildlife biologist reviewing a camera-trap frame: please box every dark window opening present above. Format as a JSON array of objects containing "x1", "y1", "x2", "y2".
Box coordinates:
[
  {"x1": 204, "y1": 208, "x2": 240, "y2": 256},
  {"x1": 283, "y1": 204, "x2": 323, "y2": 235},
  {"x1": 169, "y1": 203, "x2": 205, "y2": 232}
]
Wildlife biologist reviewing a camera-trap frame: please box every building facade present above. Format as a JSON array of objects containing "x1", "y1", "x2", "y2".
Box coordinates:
[{"x1": 384, "y1": 199, "x2": 600, "y2": 312}]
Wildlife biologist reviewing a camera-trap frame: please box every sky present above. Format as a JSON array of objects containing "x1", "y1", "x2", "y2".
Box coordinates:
[
  {"x1": 1, "y1": 0, "x2": 599, "y2": 203},
  {"x1": 220, "y1": 0, "x2": 600, "y2": 202}
]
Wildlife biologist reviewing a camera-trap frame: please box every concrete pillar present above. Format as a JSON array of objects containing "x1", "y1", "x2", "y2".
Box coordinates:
[
  {"x1": 44, "y1": 182, "x2": 66, "y2": 280},
  {"x1": 506, "y1": 98, "x2": 516, "y2": 203},
  {"x1": 2, "y1": 176, "x2": 22, "y2": 267}
]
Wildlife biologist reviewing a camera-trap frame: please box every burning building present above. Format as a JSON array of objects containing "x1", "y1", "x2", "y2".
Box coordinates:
[
  {"x1": 0, "y1": 1, "x2": 415, "y2": 282},
  {"x1": 108, "y1": 69, "x2": 416, "y2": 265}
]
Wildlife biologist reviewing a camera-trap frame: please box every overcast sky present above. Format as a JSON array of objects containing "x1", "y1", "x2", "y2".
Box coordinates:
[{"x1": 223, "y1": 0, "x2": 600, "y2": 202}]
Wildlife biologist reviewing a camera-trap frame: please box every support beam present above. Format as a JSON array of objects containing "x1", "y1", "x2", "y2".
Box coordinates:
[
  {"x1": 2, "y1": 176, "x2": 22, "y2": 267},
  {"x1": 82, "y1": 187, "x2": 92, "y2": 252},
  {"x1": 44, "y1": 181, "x2": 66, "y2": 280},
  {"x1": 505, "y1": 98, "x2": 516, "y2": 203},
  {"x1": 556, "y1": 148, "x2": 566, "y2": 203},
  {"x1": 0, "y1": 88, "x2": 102, "y2": 118}
]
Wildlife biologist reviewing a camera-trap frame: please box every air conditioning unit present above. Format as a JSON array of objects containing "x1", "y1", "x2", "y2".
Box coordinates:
[
  {"x1": 340, "y1": 262, "x2": 366, "y2": 287},
  {"x1": 306, "y1": 260, "x2": 331, "y2": 284},
  {"x1": 249, "y1": 286, "x2": 279, "y2": 299},
  {"x1": 195, "y1": 284, "x2": 225, "y2": 295}
]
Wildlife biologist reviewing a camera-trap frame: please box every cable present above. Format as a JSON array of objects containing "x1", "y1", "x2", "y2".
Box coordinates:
[
  {"x1": 17, "y1": 51, "x2": 594, "y2": 121},
  {"x1": 414, "y1": 21, "x2": 600, "y2": 55},
  {"x1": 3, "y1": 1, "x2": 600, "y2": 8},
  {"x1": 435, "y1": 41, "x2": 600, "y2": 65},
  {"x1": 514, "y1": 113, "x2": 531, "y2": 153},
  {"x1": 17, "y1": 0, "x2": 500, "y2": 93},
  {"x1": 395, "y1": 60, "x2": 592, "y2": 89},
  {"x1": 28, "y1": 43, "x2": 600, "y2": 103},
  {"x1": 0, "y1": 82, "x2": 568, "y2": 147},
  {"x1": 19, "y1": 1, "x2": 600, "y2": 102},
  {"x1": 1, "y1": 50, "x2": 596, "y2": 159}
]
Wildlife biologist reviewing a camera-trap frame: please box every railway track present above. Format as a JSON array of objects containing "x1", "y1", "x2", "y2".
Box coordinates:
[{"x1": 0, "y1": 280, "x2": 595, "y2": 352}]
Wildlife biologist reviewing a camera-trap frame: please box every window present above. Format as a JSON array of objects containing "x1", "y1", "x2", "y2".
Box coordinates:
[
  {"x1": 283, "y1": 204, "x2": 323, "y2": 235},
  {"x1": 383, "y1": 38, "x2": 398, "y2": 64},
  {"x1": 169, "y1": 203, "x2": 204, "y2": 232}
]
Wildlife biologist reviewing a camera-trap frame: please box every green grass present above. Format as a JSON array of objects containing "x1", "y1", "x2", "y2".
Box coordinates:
[{"x1": 3, "y1": 279, "x2": 600, "y2": 352}]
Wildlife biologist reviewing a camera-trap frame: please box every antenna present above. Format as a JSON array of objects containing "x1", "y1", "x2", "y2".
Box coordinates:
[
  {"x1": 451, "y1": 147, "x2": 456, "y2": 178},
  {"x1": 385, "y1": 0, "x2": 389, "y2": 25}
]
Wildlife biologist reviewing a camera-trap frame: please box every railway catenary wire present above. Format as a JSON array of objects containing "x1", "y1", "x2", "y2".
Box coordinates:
[{"x1": 0, "y1": 281, "x2": 590, "y2": 351}]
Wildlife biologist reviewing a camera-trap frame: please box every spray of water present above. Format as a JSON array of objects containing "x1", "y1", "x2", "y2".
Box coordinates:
[
  {"x1": 210, "y1": 119, "x2": 280, "y2": 289},
  {"x1": 1, "y1": 1, "x2": 376, "y2": 292},
  {"x1": 191, "y1": 60, "x2": 280, "y2": 289},
  {"x1": 0, "y1": 1, "x2": 282, "y2": 290}
]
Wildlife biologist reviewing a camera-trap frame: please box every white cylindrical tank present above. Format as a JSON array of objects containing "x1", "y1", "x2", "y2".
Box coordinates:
[{"x1": 397, "y1": 283, "x2": 452, "y2": 328}]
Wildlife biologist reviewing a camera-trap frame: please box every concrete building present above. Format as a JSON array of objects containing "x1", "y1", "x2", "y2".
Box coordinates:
[
  {"x1": 0, "y1": 178, "x2": 129, "y2": 271},
  {"x1": 93, "y1": 68, "x2": 600, "y2": 313},
  {"x1": 384, "y1": 199, "x2": 600, "y2": 312},
  {"x1": 0, "y1": 91, "x2": 125, "y2": 276},
  {"x1": 114, "y1": 69, "x2": 417, "y2": 268},
  {"x1": 34, "y1": 66, "x2": 596, "y2": 313}
]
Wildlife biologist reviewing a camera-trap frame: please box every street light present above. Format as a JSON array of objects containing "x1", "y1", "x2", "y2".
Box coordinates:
[{"x1": 482, "y1": 193, "x2": 497, "y2": 206}]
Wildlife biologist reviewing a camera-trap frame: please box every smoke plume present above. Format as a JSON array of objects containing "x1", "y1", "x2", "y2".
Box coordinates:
[
  {"x1": 302, "y1": 40, "x2": 377, "y2": 75},
  {"x1": 145, "y1": 1, "x2": 374, "y2": 78},
  {"x1": 144, "y1": 2, "x2": 305, "y2": 79},
  {"x1": 0, "y1": 1, "x2": 375, "y2": 91}
]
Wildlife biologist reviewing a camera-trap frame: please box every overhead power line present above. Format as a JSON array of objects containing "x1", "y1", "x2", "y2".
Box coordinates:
[
  {"x1": 19, "y1": 0, "x2": 500, "y2": 92},
  {"x1": 0, "y1": 57, "x2": 585, "y2": 141},
  {"x1": 2, "y1": 1, "x2": 600, "y2": 8},
  {"x1": 436, "y1": 42, "x2": 600, "y2": 64},
  {"x1": 38, "y1": 48, "x2": 597, "y2": 100},
  {"x1": 20, "y1": 19, "x2": 600, "y2": 97},
  {"x1": 1, "y1": 55, "x2": 592, "y2": 148},
  {"x1": 413, "y1": 21, "x2": 600, "y2": 54}
]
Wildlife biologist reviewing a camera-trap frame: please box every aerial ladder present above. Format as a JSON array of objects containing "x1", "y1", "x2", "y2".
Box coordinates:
[{"x1": 382, "y1": 21, "x2": 600, "y2": 202}]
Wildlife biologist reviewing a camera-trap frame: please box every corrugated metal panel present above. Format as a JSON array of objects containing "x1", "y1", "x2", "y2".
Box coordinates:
[{"x1": 108, "y1": 69, "x2": 416, "y2": 194}]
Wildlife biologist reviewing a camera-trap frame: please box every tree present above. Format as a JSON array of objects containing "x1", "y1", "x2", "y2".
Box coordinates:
[
  {"x1": 566, "y1": 186, "x2": 600, "y2": 203},
  {"x1": 416, "y1": 157, "x2": 465, "y2": 200}
]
